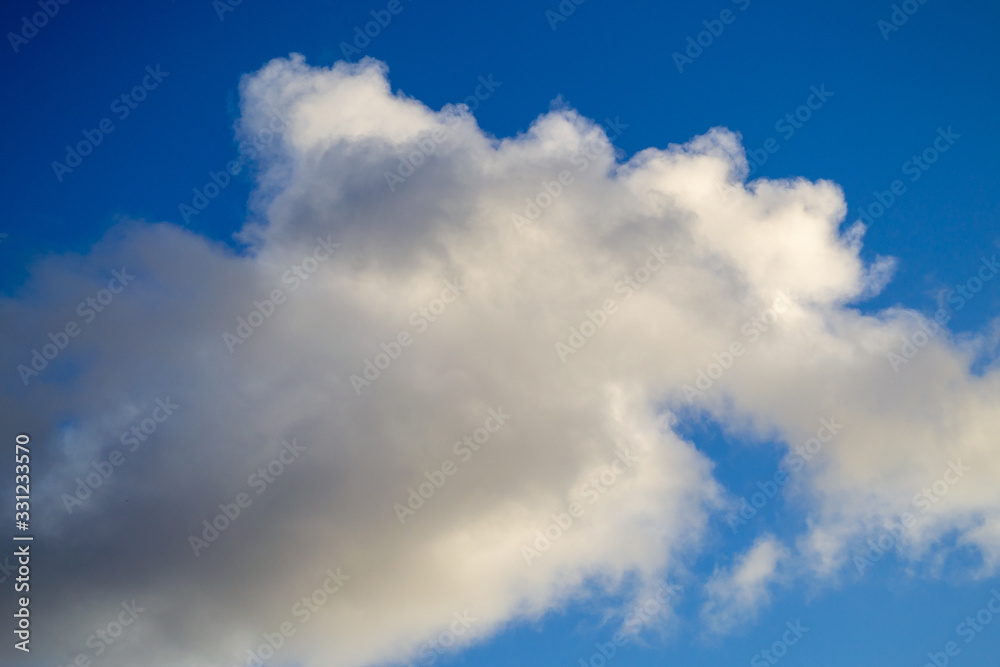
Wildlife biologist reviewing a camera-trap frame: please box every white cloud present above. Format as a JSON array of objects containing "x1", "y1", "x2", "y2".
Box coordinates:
[
  {"x1": 701, "y1": 536, "x2": 787, "y2": 634},
  {"x1": 4, "y1": 55, "x2": 1000, "y2": 667}
]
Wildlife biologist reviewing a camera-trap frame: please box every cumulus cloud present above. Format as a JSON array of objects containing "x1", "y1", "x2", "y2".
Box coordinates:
[{"x1": 3, "y1": 55, "x2": 1000, "y2": 667}]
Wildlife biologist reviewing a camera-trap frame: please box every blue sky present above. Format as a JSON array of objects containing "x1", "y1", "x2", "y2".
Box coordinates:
[
  {"x1": 3, "y1": 0, "x2": 999, "y2": 328},
  {"x1": 3, "y1": 1, "x2": 1000, "y2": 666}
]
